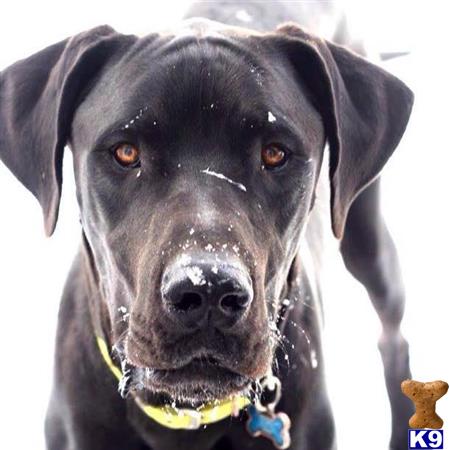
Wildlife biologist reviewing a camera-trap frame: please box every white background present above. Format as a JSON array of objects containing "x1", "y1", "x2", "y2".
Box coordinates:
[{"x1": 0, "y1": 1, "x2": 448, "y2": 449}]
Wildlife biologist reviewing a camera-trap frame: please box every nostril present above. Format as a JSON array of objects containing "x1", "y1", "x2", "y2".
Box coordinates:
[
  {"x1": 220, "y1": 293, "x2": 250, "y2": 314},
  {"x1": 173, "y1": 292, "x2": 203, "y2": 312},
  {"x1": 161, "y1": 258, "x2": 253, "y2": 329}
]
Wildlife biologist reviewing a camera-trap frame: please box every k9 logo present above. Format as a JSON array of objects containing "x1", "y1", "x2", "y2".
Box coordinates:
[{"x1": 408, "y1": 429, "x2": 444, "y2": 449}]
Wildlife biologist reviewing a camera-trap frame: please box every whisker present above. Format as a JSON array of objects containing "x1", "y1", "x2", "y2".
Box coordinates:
[
  {"x1": 268, "y1": 313, "x2": 290, "y2": 369},
  {"x1": 288, "y1": 319, "x2": 312, "y2": 347},
  {"x1": 291, "y1": 295, "x2": 315, "y2": 311},
  {"x1": 111, "y1": 328, "x2": 129, "y2": 356}
]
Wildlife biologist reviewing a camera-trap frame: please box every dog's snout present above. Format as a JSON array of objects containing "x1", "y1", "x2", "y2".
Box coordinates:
[{"x1": 161, "y1": 253, "x2": 253, "y2": 330}]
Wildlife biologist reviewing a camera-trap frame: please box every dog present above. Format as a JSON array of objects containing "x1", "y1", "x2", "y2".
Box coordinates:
[{"x1": 0, "y1": 1, "x2": 414, "y2": 449}]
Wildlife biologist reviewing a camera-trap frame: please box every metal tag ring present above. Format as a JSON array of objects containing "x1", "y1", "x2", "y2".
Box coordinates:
[{"x1": 255, "y1": 375, "x2": 282, "y2": 412}]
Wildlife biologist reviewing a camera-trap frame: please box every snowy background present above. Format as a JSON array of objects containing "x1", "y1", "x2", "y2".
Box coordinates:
[{"x1": 0, "y1": 1, "x2": 448, "y2": 449}]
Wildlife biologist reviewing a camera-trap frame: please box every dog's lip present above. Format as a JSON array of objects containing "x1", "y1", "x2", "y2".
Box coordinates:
[
  {"x1": 125, "y1": 356, "x2": 252, "y2": 407},
  {"x1": 146, "y1": 356, "x2": 249, "y2": 386}
]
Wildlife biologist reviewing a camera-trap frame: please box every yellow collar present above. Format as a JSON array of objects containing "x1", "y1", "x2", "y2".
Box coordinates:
[{"x1": 96, "y1": 336, "x2": 251, "y2": 430}]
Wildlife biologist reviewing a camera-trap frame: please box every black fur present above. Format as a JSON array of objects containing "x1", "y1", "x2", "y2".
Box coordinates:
[{"x1": 0, "y1": 2, "x2": 413, "y2": 449}]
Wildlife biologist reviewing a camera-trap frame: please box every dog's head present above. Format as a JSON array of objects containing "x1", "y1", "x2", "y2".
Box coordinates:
[{"x1": 0, "y1": 20, "x2": 413, "y2": 405}]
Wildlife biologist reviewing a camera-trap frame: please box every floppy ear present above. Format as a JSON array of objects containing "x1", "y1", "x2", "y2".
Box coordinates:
[
  {"x1": 0, "y1": 26, "x2": 136, "y2": 236},
  {"x1": 275, "y1": 24, "x2": 414, "y2": 239}
]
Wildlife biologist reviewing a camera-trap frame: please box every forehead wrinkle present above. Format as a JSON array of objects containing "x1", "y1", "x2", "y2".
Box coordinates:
[
  {"x1": 169, "y1": 41, "x2": 269, "y2": 115},
  {"x1": 100, "y1": 41, "x2": 265, "y2": 141},
  {"x1": 74, "y1": 32, "x2": 322, "y2": 151},
  {"x1": 156, "y1": 38, "x2": 317, "y2": 137}
]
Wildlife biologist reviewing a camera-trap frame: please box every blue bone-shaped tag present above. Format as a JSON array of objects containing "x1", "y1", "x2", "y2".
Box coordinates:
[{"x1": 246, "y1": 405, "x2": 291, "y2": 449}]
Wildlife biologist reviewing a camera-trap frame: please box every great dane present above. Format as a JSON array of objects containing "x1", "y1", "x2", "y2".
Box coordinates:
[{"x1": 0, "y1": 1, "x2": 414, "y2": 449}]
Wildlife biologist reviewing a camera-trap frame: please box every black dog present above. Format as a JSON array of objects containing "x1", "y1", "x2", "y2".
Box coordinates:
[{"x1": 0, "y1": 1, "x2": 414, "y2": 449}]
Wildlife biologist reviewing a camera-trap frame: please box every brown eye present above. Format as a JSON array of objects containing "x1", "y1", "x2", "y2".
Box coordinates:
[
  {"x1": 261, "y1": 144, "x2": 287, "y2": 169},
  {"x1": 114, "y1": 143, "x2": 140, "y2": 167}
]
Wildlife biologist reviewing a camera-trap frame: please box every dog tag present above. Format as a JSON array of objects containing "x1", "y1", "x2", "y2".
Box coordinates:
[
  {"x1": 246, "y1": 405, "x2": 291, "y2": 449},
  {"x1": 246, "y1": 375, "x2": 291, "y2": 449}
]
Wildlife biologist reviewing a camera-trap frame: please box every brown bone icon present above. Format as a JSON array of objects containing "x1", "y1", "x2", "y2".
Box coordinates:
[{"x1": 401, "y1": 379, "x2": 448, "y2": 429}]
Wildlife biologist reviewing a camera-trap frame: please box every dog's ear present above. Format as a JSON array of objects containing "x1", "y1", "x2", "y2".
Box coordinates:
[
  {"x1": 275, "y1": 24, "x2": 414, "y2": 238},
  {"x1": 0, "y1": 26, "x2": 136, "y2": 236}
]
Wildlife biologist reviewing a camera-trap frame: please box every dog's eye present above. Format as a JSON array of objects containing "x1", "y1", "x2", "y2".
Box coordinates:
[
  {"x1": 261, "y1": 144, "x2": 288, "y2": 169},
  {"x1": 113, "y1": 143, "x2": 140, "y2": 168}
]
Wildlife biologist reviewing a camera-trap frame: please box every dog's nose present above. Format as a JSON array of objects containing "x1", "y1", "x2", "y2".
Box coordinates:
[{"x1": 161, "y1": 254, "x2": 253, "y2": 330}]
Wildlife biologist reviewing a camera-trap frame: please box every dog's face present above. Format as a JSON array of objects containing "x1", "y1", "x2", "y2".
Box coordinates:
[
  {"x1": 71, "y1": 23, "x2": 325, "y2": 403},
  {"x1": 0, "y1": 20, "x2": 413, "y2": 406}
]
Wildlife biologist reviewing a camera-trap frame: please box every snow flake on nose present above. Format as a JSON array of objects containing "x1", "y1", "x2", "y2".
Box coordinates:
[
  {"x1": 185, "y1": 266, "x2": 206, "y2": 286},
  {"x1": 179, "y1": 253, "x2": 192, "y2": 266}
]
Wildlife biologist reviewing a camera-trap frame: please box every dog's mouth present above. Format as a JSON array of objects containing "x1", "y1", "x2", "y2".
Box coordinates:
[
  {"x1": 118, "y1": 354, "x2": 252, "y2": 407},
  {"x1": 148, "y1": 357, "x2": 251, "y2": 403}
]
